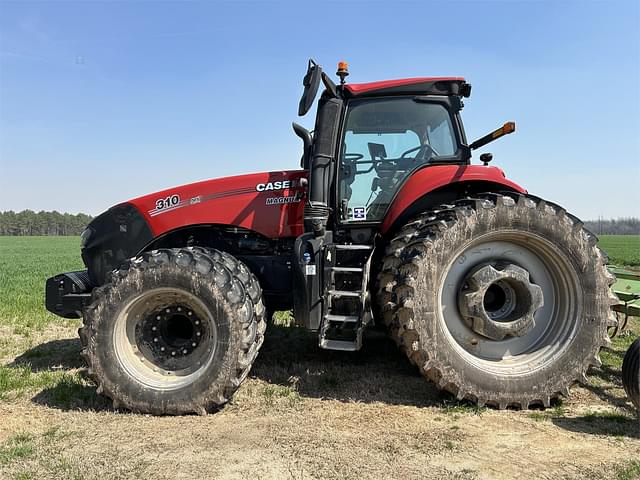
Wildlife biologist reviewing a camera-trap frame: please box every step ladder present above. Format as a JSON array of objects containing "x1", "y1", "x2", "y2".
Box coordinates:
[{"x1": 319, "y1": 244, "x2": 373, "y2": 351}]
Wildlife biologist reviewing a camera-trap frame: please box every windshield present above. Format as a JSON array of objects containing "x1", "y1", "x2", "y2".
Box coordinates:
[{"x1": 339, "y1": 97, "x2": 458, "y2": 222}]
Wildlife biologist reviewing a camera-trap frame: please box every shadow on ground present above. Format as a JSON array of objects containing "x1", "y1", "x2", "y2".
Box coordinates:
[
  {"x1": 31, "y1": 373, "x2": 112, "y2": 412},
  {"x1": 12, "y1": 323, "x2": 447, "y2": 412},
  {"x1": 9, "y1": 338, "x2": 113, "y2": 412},
  {"x1": 551, "y1": 414, "x2": 639, "y2": 439},
  {"x1": 12, "y1": 338, "x2": 84, "y2": 372},
  {"x1": 250, "y1": 323, "x2": 445, "y2": 408}
]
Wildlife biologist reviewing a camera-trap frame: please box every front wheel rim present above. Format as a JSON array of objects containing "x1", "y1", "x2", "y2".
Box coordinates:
[{"x1": 113, "y1": 288, "x2": 218, "y2": 391}]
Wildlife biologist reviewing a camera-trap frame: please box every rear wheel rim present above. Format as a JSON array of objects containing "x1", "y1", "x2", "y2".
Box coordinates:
[
  {"x1": 113, "y1": 288, "x2": 217, "y2": 390},
  {"x1": 439, "y1": 231, "x2": 582, "y2": 375}
]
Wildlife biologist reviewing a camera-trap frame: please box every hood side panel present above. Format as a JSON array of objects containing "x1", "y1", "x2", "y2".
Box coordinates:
[{"x1": 128, "y1": 170, "x2": 308, "y2": 239}]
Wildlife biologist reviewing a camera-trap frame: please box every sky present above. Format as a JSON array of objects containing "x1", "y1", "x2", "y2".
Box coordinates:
[{"x1": 0, "y1": 0, "x2": 638, "y2": 220}]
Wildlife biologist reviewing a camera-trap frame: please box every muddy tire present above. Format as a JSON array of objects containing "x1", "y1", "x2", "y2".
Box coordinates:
[
  {"x1": 622, "y1": 337, "x2": 640, "y2": 411},
  {"x1": 80, "y1": 247, "x2": 266, "y2": 415},
  {"x1": 376, "y1": 193, "x2": 616, "y2": 409}
]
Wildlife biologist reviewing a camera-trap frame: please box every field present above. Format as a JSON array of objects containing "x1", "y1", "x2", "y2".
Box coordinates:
[
  {"x1": 598, "y1": 235, "x2": 640, "y2": 267},
  {"x1": 0, "y1": 236, "x2": 638, "y2": 480}
]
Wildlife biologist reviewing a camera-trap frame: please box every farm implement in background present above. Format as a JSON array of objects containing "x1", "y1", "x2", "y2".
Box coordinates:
[
  {"x1": 609, "y1": 266, "x2": 640, "y2": 336},
  {"x1": 609, "y1": 266, "x2": 640, "y2": 411}
]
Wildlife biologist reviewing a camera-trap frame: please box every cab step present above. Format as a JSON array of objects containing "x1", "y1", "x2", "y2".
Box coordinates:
[
  {"x1": 324, "y1": 314, "x2": 359, "y2": 323},
  {"x1": 319, "y1": 338, "x2": 361, "y2": 352},
  {"x1": 330, "y1": 266, "x2": 363, "y2": 272},
  {"x1": 333, "y1": 244, "x2": 373, "y2": 251},
  {"x1": 327, "y1": 289, "x2": 363, "y2": 298}
]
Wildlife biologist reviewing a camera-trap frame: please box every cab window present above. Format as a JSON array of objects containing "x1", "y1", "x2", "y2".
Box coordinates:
[{"x1": 339, "y1": 98, "x2": 457, "y2": 222}]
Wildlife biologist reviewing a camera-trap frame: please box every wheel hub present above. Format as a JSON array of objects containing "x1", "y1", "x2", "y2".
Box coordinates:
[
  {"x1": 458, "y1": 263, "x2": 544, "y2": 340},
  {"x1": 135, "y1": 305, "x2": 208, "y2": 371}
]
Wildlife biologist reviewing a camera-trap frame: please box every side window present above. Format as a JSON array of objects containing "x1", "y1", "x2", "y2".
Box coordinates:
[{"x1": 427, "y1": 118, "x2": 456, "y2": 156}]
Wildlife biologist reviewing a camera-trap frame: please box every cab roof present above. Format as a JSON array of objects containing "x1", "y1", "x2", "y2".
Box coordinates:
[{"x1": 343, "y1": 77, "x2": 469, "y2": 98}]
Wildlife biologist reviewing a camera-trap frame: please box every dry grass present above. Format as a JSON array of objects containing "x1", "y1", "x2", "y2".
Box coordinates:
[{"x1": 0, "y1": 318, "x2": 638, "y2": 480}]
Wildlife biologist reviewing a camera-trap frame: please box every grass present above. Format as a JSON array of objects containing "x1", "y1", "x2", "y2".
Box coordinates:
[
  {"x1": 616, "y1": 461, "x2": 640, "y2": 480},
  {"x1": 0, "y1": 236, "x2": 83, "y2": 332},
  {"x1": 0, "y1": 428, "x2": 85, "y2": 480},
  {"x1": 0, "y1": 433, "x2": 35, "y2": 465},
  {"x1": 0, "y1": 364, "x2": 62, "y2": 400},
  {"x1": 0, "y1": 235, "x2": 639, "y2": 479},
  {"x1": 598, "y1": 235, "x2": 640, "y2": 267},
  {"x1": 601, "y1": 330, "x2": 638, "y2": 370},
  {"x1": 582, "y1": 410, "x2": 631, "y2": 424}
]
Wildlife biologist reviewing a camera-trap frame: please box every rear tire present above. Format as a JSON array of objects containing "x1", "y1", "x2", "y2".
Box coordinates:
[
  {"x1": 622, "y1": 337, "x2": 640, "y2": 411},
  {"x1": 376, "y1": 193, "x2": 616, "y2": 409},
  {"x1": 80, "y1": 247, "x2": 266, "y2": 415}
]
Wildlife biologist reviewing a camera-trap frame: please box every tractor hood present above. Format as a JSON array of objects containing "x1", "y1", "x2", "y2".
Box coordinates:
[
  {"x1": 81, "y1": 170, "x2": 308, "y2": 285},
  {"x1": 127, "y1": 169, "x2": 308, "y2": 238}
]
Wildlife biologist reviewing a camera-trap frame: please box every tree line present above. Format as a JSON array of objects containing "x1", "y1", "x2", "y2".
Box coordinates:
[
  {"x1": 0, "y1": 210, "x2": 93, "y2": 236},
  {"x1": 0, "y1": 210, "x2": 637, "y2": 236},
  {"x1": 584, "y1": 217, "x2": 640, "y2": 235}
]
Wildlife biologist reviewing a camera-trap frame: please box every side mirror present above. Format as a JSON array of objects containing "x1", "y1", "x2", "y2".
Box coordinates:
[
  {"x1": 292, "y1": 122, "x2": 312, "y2": 169},
  {"x1": 298, "y1": 59, "x2": 322, "y2": 117}
]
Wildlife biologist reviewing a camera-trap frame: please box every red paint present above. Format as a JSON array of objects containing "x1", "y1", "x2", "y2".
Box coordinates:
[
  {"x1": 127, "y1": 170, "x2": 308, "y2": 239},
  {"x1": 380, "y1": 165, "x2": 525, "y2": 233},
  {"x1": 345, "y1": 77, "x2": 465, "y2": 95},
  {"x1": 126, "y1": 165, "x2": 523, "y2": 241}
]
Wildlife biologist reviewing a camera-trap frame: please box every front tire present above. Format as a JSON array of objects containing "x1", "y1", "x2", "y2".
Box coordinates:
[
  {"x1": 80, "y1": 247, "x2": 266, "y2": 415},
  {"x1": 377, "y1": 193, "x2": 617, "y2": 409}
]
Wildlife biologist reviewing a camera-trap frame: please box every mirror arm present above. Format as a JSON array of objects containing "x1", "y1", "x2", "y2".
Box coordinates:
[{"x1": 321, "y1": 72, "x2": 338, "y2": 98}]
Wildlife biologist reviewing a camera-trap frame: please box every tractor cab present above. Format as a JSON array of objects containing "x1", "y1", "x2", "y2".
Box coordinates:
[{"x1": 291, "y1": 60, "x2": 512, "y2": 350}]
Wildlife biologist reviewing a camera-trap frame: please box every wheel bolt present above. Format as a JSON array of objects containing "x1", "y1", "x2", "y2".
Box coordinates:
[
  {"x1": 154, "y1": 337, "x2": 158, "y2": 342},
  {"x1": 183, "y1": 349, "x2": 188, "y2": 354},
  {"x1": 192, "y1": 342, "x2": 196, "y2": 347},
  {"x1": 160, "y1": 347, "x2": 165, "y2": 351},
  {"x1": 196, "y1": 332, "x2": 201, "y2": 337},
  {"x1": 171, "y1": 351, "x2": 176, "y2": 356},
  {"x1": 195, "y1": 320, "x2": 200, "y2": 325},
  {"x1": 188, "y1": 311, "x2": 193, "y2": 316},
  {"x1": 156, "y1": 315, "x2": 161, "y2": 320},
  {"x1": 152, "y1": 326, "x2": 157, "y2": 331},
  {"x1": 166, "y1": 309, "x2": 170, "y2": 313},
  {"x1": 177, "y1": 307, "x2": 182, "y2": 312}
]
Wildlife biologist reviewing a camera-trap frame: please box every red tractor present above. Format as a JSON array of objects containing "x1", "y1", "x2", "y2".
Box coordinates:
[{"x1": 46, "y1": 60, "x2": 615, "y2": 414}]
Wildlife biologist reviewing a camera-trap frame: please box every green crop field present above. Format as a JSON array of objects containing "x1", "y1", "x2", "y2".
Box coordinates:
[
  {"x1": 0, "y1": 237, "x2": 83, "y2": 333},
  {"x1": 598, "y1": 235, "x2": 640, "y2": 267},
  {"x1": 0, "y1": 235, "x2": 639, "y2": 480}
]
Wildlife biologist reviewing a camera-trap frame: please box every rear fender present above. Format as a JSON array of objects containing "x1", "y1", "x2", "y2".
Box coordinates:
[{"x1": 381, "y1": 165, "x2": 525, "y2": 235}]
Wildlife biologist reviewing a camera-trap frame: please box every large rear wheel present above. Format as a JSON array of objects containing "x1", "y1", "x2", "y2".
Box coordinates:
[
  {"x1": 80, "y1": 247, "x2": 266, "y2": 415},
  {"x1": 377, "y1": 193, "x2": 617, "y2": 408}
]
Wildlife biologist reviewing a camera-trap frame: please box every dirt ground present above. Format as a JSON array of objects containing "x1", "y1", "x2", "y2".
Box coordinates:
[{"x1": 1, "y1": 317, "x2": 638, "y2": 480}]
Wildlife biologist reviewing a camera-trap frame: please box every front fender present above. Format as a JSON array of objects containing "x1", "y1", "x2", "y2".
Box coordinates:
[{"x1": 381, "y1": 165, "x2": 526, "y2": 234}]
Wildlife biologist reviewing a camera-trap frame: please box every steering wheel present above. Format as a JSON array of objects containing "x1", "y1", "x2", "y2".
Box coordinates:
[{"x1": 400, "y1": 144, "x2": 439, "y2": 160}]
